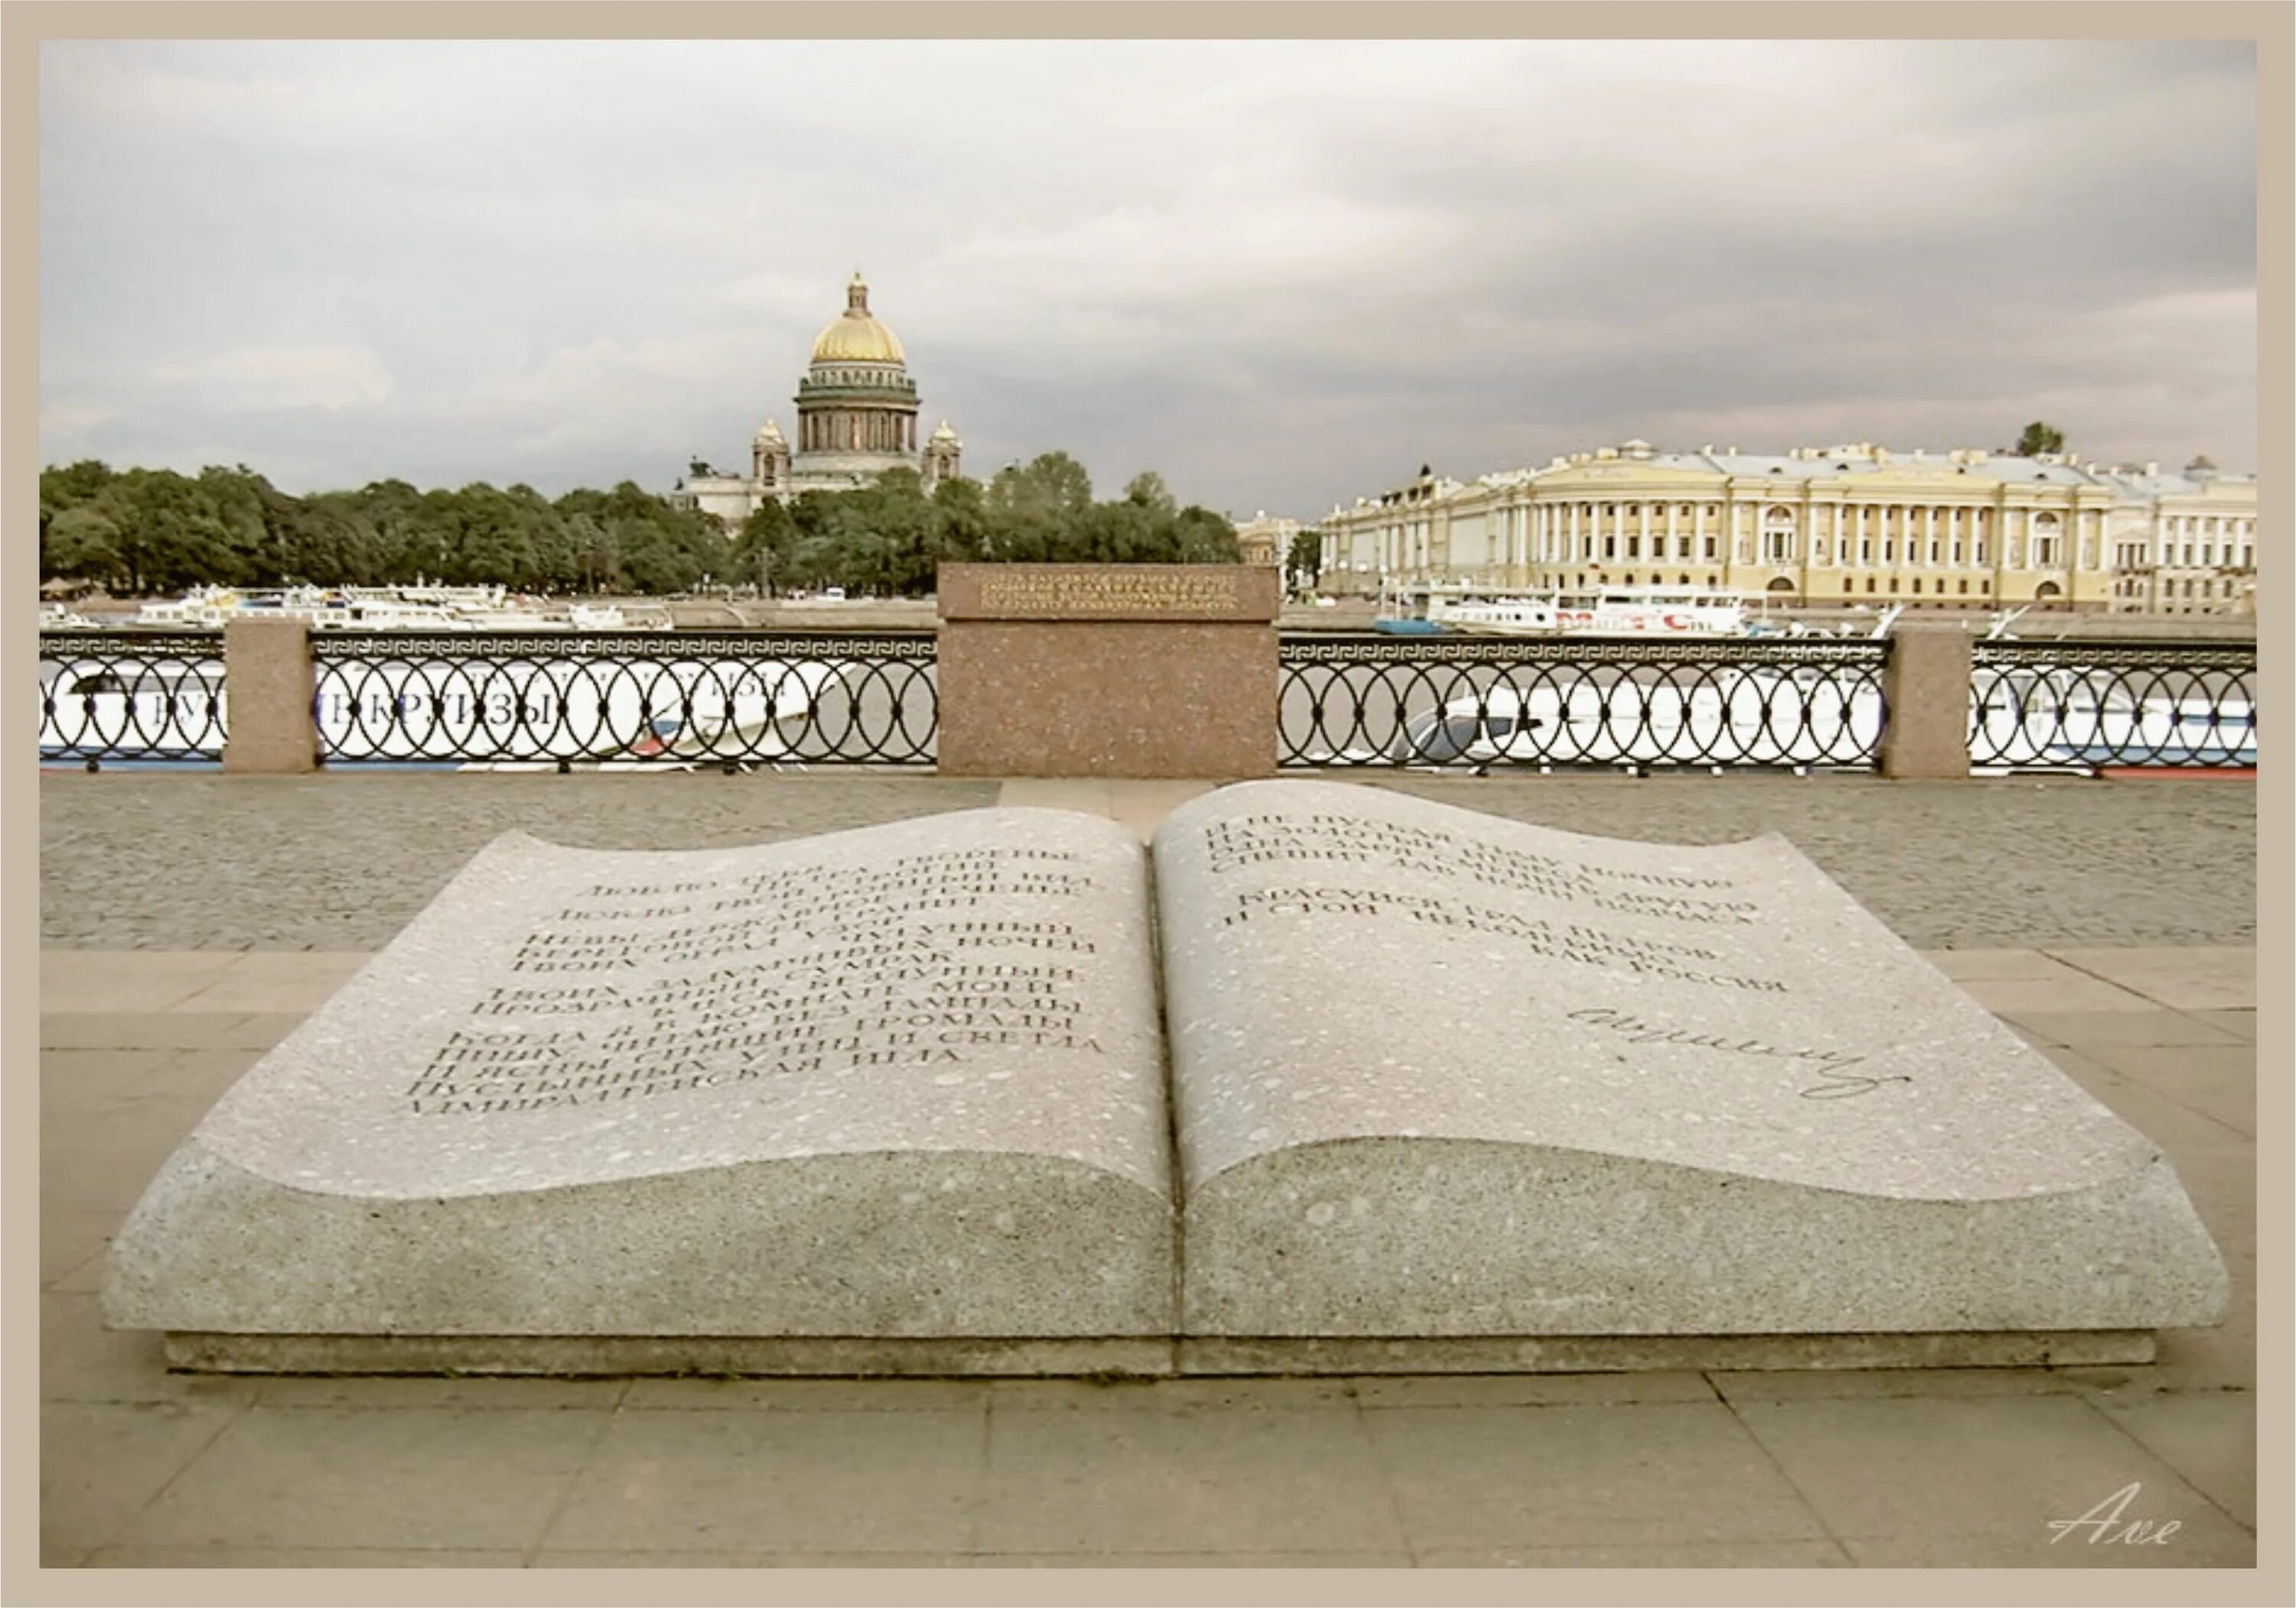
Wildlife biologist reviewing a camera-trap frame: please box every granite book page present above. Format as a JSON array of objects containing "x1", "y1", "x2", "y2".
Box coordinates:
[
  {"x1": 1150, "y1": 780, "x2": 2226, "y2": 1338},
  {"x1": 106, "y1": 807, "x2": 1179, "y2": 1337}
]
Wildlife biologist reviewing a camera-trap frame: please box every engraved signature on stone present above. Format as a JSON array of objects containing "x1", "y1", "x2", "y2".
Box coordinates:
[
  {"x1": 1563, "y1": 1006, "x2": 1911, "y2": 1100},
  {"x1": 2047, "y1": 1482, "x2": 2183, "y2": 1546}
]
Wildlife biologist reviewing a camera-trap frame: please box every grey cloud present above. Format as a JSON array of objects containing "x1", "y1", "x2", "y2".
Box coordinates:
[{"x1": 38, "y1": 39, "x2": 2256, "y2": 520}]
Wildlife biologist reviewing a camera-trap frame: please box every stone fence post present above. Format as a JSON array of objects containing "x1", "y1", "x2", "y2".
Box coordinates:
[
  {"x1": 1878, "y1": 622, "x2": 1973, "y2": 780},
  {"x1": 221, "y1": 618, "x2": 318, "y2": 775},
  {"x1": 935, "y1": 563, "x2": 1280, "y2": 778}
]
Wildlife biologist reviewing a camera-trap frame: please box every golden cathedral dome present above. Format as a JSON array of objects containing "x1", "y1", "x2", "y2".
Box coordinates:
[{"x1": 809, "y1": 272, "x2": 906, "y2": 365}]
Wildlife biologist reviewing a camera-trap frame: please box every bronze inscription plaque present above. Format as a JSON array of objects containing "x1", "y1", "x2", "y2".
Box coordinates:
[{"x1": 939, "y1": 564, "x2": 1277, "y2": 622}]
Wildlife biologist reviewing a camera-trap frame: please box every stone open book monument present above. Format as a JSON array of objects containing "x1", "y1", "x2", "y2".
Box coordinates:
[{"x1": 105, "y1": 781, "x2": 2228, "y2": 1375}]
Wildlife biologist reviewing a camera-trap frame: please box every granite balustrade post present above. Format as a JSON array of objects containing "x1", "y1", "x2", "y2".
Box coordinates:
[
  {"x1": 1878, "y1": 621, "x2": 1974, "y2": 781},
  {"x1": 221, "y1": 617, "x2": 319, "y2": 775},
  {"x1": 935, "y1": 563, "x2": 1280, "y2": 779}
]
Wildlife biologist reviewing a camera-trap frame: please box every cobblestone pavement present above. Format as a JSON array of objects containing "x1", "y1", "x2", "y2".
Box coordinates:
[
  {"x1": 38, "y1": 771, "x2": 2253, "y2": 951},
  {"x1": 38, "y1": 773, "x2": 1000, "y2": 951},
  {"x1": 1367, "y1": 774, "x2": 2255, "y2": 951}
]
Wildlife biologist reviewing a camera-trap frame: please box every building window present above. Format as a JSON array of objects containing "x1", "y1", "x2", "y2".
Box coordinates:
[
  {"x1": 1888, "y1": 578, "x2": 1900, "y2": 593},
  {"x1": 1958, "y1": 579, "x2": 1969, "y2": 595},
  {"x1": 1704, "y1": 534, "x2": 1717, "y2": 559}
]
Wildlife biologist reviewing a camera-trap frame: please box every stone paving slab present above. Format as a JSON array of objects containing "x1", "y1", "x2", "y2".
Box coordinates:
[
  {"x1": 106, "y1": 1405, "x2": 610, "y2": 1554},
  {"x1": 2092, "y1": 1390, "x2": 2258, "y2": 1531},
  {"x1": 38, "y1": 951, "x2": 243, "y2": 1012},
  {"x1": 2047, "y1": 946, "x2": 2260, "y2": 1011},
  {"x1": 165, "y1": 953, "x2": 373, "y2": 1014},
  {"x1": 1936, "y1": 972, "x2": 2167, "y2": 1015},
  {"x1": 1920, "y1": 948, "x2": 2096, "y2": 983},
  {"x1": 1722, "y1": 1395, "x2": 2256, "y2": 1562},
  {"x1": 38, "y1": 1013, "x2": 302, "y2": 1051},
  {"x1": 2081, "y1": 1045, "x2": 2258, "y2": 1140},
  {"x1": 1361, "y1": 1400, "x2": 1828, "y2": 1551}
]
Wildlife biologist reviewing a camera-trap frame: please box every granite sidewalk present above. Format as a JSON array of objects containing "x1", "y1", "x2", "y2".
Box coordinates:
[{"x1": 34, "y1": 775, "x2": 2263, "y2": 1571}]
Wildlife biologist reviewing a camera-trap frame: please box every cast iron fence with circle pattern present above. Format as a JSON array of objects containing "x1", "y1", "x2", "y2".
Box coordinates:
[
  {"x1": 1276, "y1": 634, "x2": 1891, "y2": 771},
  {"x1": 305, "y1": 631, "x2": 938, "y2": 766},
  {"x1": 40, "y1": 625, "x2": 2259, "y2": 776},
  {"x1": 39, "y1": 631, "x2": 228, "y2": 762},
  {"x1": 1968, "y1": 640, "x2": 2256, "y2": 770}
]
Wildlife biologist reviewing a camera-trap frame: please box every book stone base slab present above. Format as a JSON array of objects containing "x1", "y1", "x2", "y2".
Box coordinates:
[{"x1": 160, "y1": 1328, "x2": 2157, "y2": 1378}]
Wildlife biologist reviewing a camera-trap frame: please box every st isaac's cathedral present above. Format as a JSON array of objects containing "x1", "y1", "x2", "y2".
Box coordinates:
[{"x1": 670, "y1": 273, "x2": 963, "y2": 527}]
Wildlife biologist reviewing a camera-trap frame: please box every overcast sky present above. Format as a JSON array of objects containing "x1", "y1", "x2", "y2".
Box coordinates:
[{"x1": 39, "y1": 38, "x2": 2256, "y2": 518}]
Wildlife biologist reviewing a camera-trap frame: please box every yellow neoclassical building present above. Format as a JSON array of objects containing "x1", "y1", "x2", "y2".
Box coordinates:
[
  {"x1": 2097, "y1": 458, "x2": 2259, "y2": 616},
  {"x1": 1317, "y1": 440, "x2": 2255, "y2": 614}
]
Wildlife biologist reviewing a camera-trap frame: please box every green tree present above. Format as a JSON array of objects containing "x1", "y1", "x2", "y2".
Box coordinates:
[
  {"x1": 987, "y1": 452, "x2": 1094, "y2": 561},
  {"x1": 40, "y1": 459, "x2": 118, "y2": 577},
  {"x1": 43, "y1": 503, "x2": 126, "y2": 588},
  {"x1": 929, "y1": 475, "x2": 991, "y2": 566},
  {"x1": 2014, "y1": 422, "x2": 2066, "y2": 457},
  {"x1": 1122, "y1": 470, "x2": 1178, "y2": 522},
  {"x1": 734, "y1": 498, "x2": 797, "y2": 595},
  {"x1": 1169, "y1": 504, "x2": 1241, "y2": 565},
  {"x1": 856, "y1": 467, "x2": 940, "y2": 595},
  {"x1": 1286, "y1": 528, "x2": 1323, "y2": 594},
  {"x1": 83, "y1": 469, "x2": 252, "y2": 594},
  {"x1": 1079, "y1": 498, "x2": 1158, "y2": 563}
]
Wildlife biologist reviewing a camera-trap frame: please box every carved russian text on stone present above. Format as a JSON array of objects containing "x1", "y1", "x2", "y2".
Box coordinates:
[{"x1": 106, "y1": 782, "x2": 2227, "y2": 1373}]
